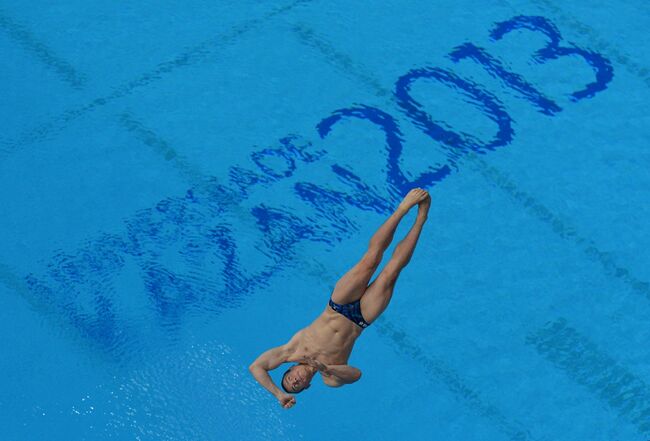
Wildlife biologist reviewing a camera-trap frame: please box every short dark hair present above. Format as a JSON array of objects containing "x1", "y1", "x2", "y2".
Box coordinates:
[{"x1": 281, "y1": 364, "x2": 306, "y2": 394}]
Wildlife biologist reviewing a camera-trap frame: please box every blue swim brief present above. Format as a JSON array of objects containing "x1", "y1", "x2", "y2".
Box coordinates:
[{"x1": 329, "y1": 298, "x2": 370, "y2": 329}]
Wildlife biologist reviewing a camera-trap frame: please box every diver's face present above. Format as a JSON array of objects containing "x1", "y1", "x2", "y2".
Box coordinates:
[{"x1": 284, "y1": 365, "x2": 312, "y2": 393}]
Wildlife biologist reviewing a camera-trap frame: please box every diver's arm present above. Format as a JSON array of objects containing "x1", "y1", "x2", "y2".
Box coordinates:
[
  {"x1": 296, "y1": 356, "x2": 362, "y2": 383},
  {"x1": 249, "y1": 365, "x2": 285, "y2": 398},
  {"x1": 325, "y1": 365, "x2": 362, "y2": 384},
  {"x1": 248, "y1": 346, "x2": 290, "y2": 399}
]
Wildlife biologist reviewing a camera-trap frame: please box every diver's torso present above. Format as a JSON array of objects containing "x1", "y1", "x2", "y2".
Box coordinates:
[{"x1": 287, "y1": 305, "x2": 363, "y2": 365}]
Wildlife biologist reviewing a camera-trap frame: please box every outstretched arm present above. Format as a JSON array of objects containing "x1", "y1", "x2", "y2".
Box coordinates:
[{"x1": 249, "y1": 345, "x2": 294, "y2": 407}]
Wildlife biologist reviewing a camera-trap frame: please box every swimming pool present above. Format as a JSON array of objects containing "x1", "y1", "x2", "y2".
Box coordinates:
[{"x1": 1, "y1": 0, "x2": 649, "y2": 439}]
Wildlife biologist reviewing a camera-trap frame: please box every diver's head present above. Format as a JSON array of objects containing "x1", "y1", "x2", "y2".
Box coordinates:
[{"x1": 281, "y1": 363, "x2": 315, "y2": 394}]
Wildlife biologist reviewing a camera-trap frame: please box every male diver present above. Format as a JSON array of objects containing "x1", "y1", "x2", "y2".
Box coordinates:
[{"x1": 249, "y1": 188, "x2": 431, "y2": 408}]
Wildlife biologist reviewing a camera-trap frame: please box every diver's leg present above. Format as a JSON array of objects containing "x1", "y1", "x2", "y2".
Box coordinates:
[
  {"x1": 360, "y1": 195, "x2": 430, "y2": 323},
  {"x1": 330, "y1": 189, "x2": 429, "y2": 305}
]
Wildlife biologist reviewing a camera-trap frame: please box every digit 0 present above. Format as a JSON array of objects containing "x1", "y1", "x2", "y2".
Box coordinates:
[{"x1": 395, "y1": 67, "x2": 513, "y2": 169}]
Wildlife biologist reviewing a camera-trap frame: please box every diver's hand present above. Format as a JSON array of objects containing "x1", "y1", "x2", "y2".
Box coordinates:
[
  {"x1": 277, "y1": 393, "x2": 296, "y2": 409},
  {"x1": 300, "y1": 357, "x2": 331, "y2": 375}
]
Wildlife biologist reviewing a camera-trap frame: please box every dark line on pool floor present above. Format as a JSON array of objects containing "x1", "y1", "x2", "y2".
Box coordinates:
[
  {"x1": 119, "y1": 113, "x2": 209, "y2": 187},
  {"x1": 292, "y1": 24, "x2": 391, "y2": 97},
  {"x1": 117, "y1": 112, "x2": 270, "y2": 228},
  {"x1": 0, "y1": 0, "x2": 313, "y2": 161},
  {"x1": 0, "y1": 262, "x2": 127, "y2": 366},
  {"x1": 527, "y1": 317, "x2": 650, "y2": 436},
  {"x1": 375, "y1": 315, "x2": 537, "y2": 441},
  {"x1": 0, "y1": 8, "x2": 86, "y2": 89},
  {"x1": 466, "y1": 154, "x2": 650, "y2": 300}
]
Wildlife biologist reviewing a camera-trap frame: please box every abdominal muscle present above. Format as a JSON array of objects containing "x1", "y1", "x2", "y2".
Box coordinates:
[{"x1": 287, "y1": 305, "x2": 363, "y2": 365}]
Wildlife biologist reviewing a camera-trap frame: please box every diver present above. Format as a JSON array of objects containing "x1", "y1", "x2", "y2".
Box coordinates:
[{"x1": 249, "y1": 188, "x2": 431, "y2": 408}]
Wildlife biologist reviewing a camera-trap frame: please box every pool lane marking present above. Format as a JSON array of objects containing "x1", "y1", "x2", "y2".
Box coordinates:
[
  {"x1": 0, "y1": 0, "x2": 314, "y2": 161},
  {"x1": 527, "y1": 317, "x2": 650, "y2": 436},
  {"x1": 117, "y1": 112, "x2": 269, "y2": 233},
  {"x1": 374, "y1": 316, "x2": 537, "y2": 441},
  {"x1": 118, "y1": 113, "x2": 210, "y2": 188},
  {"x1": 465, "y1": 154, "x2": 650, "y2": 300},
  {"x1": 291, "y1": 23, "x2": 650, "y2": 302},
  {"x1": 0, "y1": 7, "x2": 86, "y2": 89},
  {"x1": 0, "y1": 262, "x2": 126, "y2": 366}
]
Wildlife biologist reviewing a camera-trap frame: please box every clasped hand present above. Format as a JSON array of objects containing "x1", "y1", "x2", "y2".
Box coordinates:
[{"x1": 298, "y1": 356, "x2": 331, "y2": 375}]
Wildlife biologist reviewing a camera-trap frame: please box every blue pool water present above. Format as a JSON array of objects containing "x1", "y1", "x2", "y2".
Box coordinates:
[{"x1": 1, "y1": 1, "x2": 649, "y2": 440}]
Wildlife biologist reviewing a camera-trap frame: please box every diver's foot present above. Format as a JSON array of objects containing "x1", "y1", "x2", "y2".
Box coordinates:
[
  {"x1": 398, "y1": 188, "x2": 429, "y2": 213},
  {"x1": 416, "y1": 194, "x2": 431, "y2": 222}
]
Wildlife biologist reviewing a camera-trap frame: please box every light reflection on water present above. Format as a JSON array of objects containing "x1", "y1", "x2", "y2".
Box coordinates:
[{"x1": 72, "y1": 342, "x2": 302, "y2": 441}]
